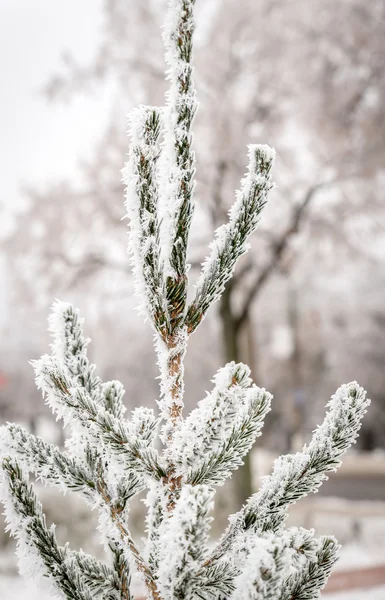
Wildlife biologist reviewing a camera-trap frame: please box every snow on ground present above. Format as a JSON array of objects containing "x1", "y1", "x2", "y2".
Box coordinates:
[
  {"x1": 335, "y1": 542, "x2": 385, "y2": 571},
  {"x1": 0, "y1": 575, "x2": 55, "y2": 600},
  {"x1": 326, "y1": 586, "x2": 385, "y2": 599}
]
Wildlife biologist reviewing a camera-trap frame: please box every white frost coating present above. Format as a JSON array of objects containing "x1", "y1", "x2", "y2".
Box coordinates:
[
  {"x1": 249, "y1": 143, "x2": 276, "y2": 163},
  {"x1": 155, "y1": 327, "x2": 188, "y2": 441},
  {"x1": 1, "y1": 411, "x2": 138, "y2": 593},
  {"x1": 157, "y1": 148, "x2": 185, "y2": 278},
  {"x1": 231, "y1": 527, "x2": 328, "y2": 600},
  {"x1": 123, "y1": 105, "x2": 164, "y2": 322},
  {"x1": 0, "y1": 464, "x2": 66, "y2": 600},
  {"x1": 16, "y1": 527, "x2": 66, "y2": 600},
  {"x1": 0, "y1": 466, "x2": 21, "y2": 538},
  {"x1": 33, "y1": 354, "x2": 163, "y2": 483},
  {"x1": 308, "y1": 381, "x2": 369, "y2": 457},
  {"x1": 167, "y1": 362, "x2": 271, "y2": 485},
  {"x1": 101, "y1": 379, "x2": 127, "y2": 418},
  {"x1": 32, "y1": 354, "x2": 73, "y2": 426},
  {"x1": 158, "y1": 0, "x2": 197, "y2": 277},
  {"x1": 215, "y1": 381, "x2": 370, "y2": 559},
  {"x1": 96, "y1": 504, "x2": 137, "y2": 575},
  {"x1": 170, "y1": 362, "x2": 253, "y2": 467},
  {"x1": 143, "y1": 481, "x2": 167, "y2": 566},
  {"x1": 0, "y1": 424, "x2": 12, "y2": 459},
  {"x1": 228, "y1": 146, "x2": 275, "y2": 224},
  {"x1": 2, "y1": 424, "x2": 91, "y2": 502},
  {"x1": 157, "y1": 484, "x2": 213, "y2": 600},
  {"x1": 232, "y1": 535, "x2": 286, "y2": 600},
  {"x1": 48, "y1": 300, "x2": 89, "y2": 368}
]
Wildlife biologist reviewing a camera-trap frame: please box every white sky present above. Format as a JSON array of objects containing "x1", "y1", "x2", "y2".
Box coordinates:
[{"x1": 0, "y1": 0, "x2": 108, "y2": 233}]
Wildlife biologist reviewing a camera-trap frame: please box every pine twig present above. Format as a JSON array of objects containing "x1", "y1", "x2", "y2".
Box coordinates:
[
  {"x1": 186, "y1": 144, "x2": 275, "y2": 334},
  {"x1": 207, "y1": 382, "x2": 369, "y2": 564}
]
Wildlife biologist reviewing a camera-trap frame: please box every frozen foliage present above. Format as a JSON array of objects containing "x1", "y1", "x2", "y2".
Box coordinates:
[
  {"x1": 0, "y1": 1, "x2": 370, "y2": 599},
  {"x1": 186, "y1": 144, "x2": 275, "y2": 335},
  {"x1": 169, "y1": 363, "x2": 272, "y2": 485}
]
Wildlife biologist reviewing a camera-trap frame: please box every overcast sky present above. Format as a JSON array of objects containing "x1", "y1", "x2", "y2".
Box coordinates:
[{"x1": 0, "y1": 0, "x2": 109, "y2": 234}]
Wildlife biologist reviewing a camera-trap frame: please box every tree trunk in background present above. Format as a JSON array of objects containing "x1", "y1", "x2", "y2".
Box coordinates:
[
  {"x1": 287, "y1": 278, "x2": 305, "y2": 451},
  {"x1": 219, "y1": 285, "x2": 254, "y2": 509},
  {"x1": 220, "y1": 285, "x2": 239, "y2": 364}
]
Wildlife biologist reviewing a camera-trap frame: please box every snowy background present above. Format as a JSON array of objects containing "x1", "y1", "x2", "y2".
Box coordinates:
[{"x1": 1, "y1": 0, "x2": 385, "y2": 597}]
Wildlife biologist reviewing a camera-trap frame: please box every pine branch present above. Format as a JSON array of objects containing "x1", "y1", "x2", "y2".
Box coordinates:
[
  {"x1": 50, "y1": 301, "x2": 126, "y2": 420},
  {"x1": 157, "y1": 484, "x2": 213, "y2": 600},
  {"x1": 170, "y1": 363, "x2": 250, "y2": 468},
  {"x1": 1, "y1": 425, "x2": 142, "y2": 599},
  {"x1": 153, "y1": 0, "x2": 200, "y2": 445},
  {"x1": 161, "y1": 0, "x2": 197, "y2": 331},
  {"x1": 233, "y1": 535, "x2": 288, "y2": 600},
  {"x1": 1, "y1": 423, "x2": 143, "y2": 508},
  {"x1": 33, "y1": 356, "x2": 166, "y2": 480},
  {"x1": 186, "y1": 145, "x2": 275, "y2": 334},
  {"x1": 208, "y1": 382, "x2": 369, "y2": 563},
  {"x1": 191, "y1": 560, "x2": 237, "y2": 600},
  {"x1": 188, "y1": 386, "x2": 271, "y2": 486},
  {"x1": 69, "y1": 548, "x2": 131, "y2": 600},
  {"x1": 279, "y1": 536, "x2": 340, "y2": 600},
  {"x1": 36, "y1": 303, "x2": 162, "y2": 596},
  {"x1": 155, "y1": 320, "x2": 188, "y2": 442},
  {"x1": 1, "y1": 424, "x2": 96, "y2": 500},
  {"x1": 0, "y1": 458, "x2": 99, "y2": 600},
  {"x1": 49, "y1": 300, "x2": 101, "y2": 398},
  {"x1": 169, "y1": 362, "x2": 271, "y2": 486},
  {"x1": 144, "y1": 483, "x2": 167, "y2": 573},
  {"x1": 232, "y1": 528, "x2": 329, "y2": 600},
  {"x1": 102, "y1": 380, "x2": 127, "y2": 419},
  {"x1": 123, "y1": 106, "x2": 168, "y2": 336},
  {"x1": 109, "y1": 544, "x2": 133, "y2": 600},
  {"x1": 95, "y1": 476, "x2": 160, "y2": 600}
]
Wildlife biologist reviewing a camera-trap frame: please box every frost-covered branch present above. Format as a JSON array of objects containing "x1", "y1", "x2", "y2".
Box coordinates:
[
  {"x1": 33, "y1": 355, "x2": 165, "y2": 480},
  {"x1": 70, "y1": 548, "x2": 132, "y2": 600},
  {"x1": 49, "y1": 300, "x2": 101, "y2": 398},
  {"x1": 157, "y1": 484, "x2": 213, "y2": 599},
  {"x1": 0, "y1": 458, "x2": 107, "y2": 600},
  {"x1": 232, "y1": 528, "x2": 337, "y2": 600},
  {"x1": 186, "y1": 145, "x2": 275, "y2": 334},
  {"x1": 0, "y1": 424, "x2": 146, "y2": 599},
  {"x1": 1, "y1": 424, "x2": 96, "y2": 500},
  {"x1": 279, "y1": 536, "x2": 340, "y2": 600},
  {"x1": 30, "y1": 301, "x2": 163, "y2": 597},
  {"x1": 209, "y1": 382, "x2": 369, "y2": 562},
  {"x1": 170, "y1": 362, "x2": 271, "y2": 485},
  {"x1": 123, "y1": 107, "x2": 168, "y2": 336},
  {"x1": 102, "y1": 380, "x2": 127, "y2": 420},
  {"x1": 160, "y1": 0, "x2": 197, "y2": 331}
]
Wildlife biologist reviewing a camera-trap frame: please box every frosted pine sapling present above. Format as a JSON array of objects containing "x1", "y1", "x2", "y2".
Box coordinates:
[{"x1": 0, "y1": 1, "x2": 370, "y2": 599}]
